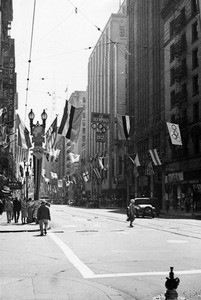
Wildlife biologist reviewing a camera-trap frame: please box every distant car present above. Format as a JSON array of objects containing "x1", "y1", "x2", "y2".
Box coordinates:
[{"x1": 134, "y1": 198, "x2": 157, "y2": 218}]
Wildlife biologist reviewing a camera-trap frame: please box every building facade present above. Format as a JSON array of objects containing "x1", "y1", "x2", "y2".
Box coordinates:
[
  {"x1": 86, "y1": 1, "x2": 128, "y2": 205},
  {"x1": 127, "y1": 0, "x2": 165, "y2": 208},
  {"x1": 161, "y1": 0, "x2": 201, "y2": 210}
]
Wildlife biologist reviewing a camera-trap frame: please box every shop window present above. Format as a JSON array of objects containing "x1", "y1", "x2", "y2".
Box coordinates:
[
  {"x1": 192, "y1": 48, "x2": 199, "y2": 69},
  {"x1": 192, "y1": 21, "x2": 198, "y2": 43},
  {"x1": 192, "y1": 74, "x2": 199, "y2": 95},
  {"x1": 193, "y1": 102, "x2": 199, "y2": 122}
]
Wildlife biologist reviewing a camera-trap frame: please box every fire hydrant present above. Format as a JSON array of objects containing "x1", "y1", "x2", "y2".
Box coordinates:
[{"x1": 165, "y1": 267, "x2": 180, "y2": 299}]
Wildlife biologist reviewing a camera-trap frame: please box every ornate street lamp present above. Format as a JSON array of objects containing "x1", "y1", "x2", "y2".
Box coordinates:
[
  {"x1": 28, "y1": 109, "x2": 48, "y2": 200},
  {"x1": 23, "y1": 157, "x2": 32, "y2": 200}
]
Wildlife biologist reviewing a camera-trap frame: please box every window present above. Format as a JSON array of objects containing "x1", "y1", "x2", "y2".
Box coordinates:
[
  {"x1": 193, "y1": 102, "x2": 199, "y2": 122},
  {"x1": 171, "y1": 114, "x2": 176, "y2": 123},
  {"x1": 170, "y1": 44, "x2": 174, "y2": 62},
  {"x1": 192, "y1": 21, "x2": 198, "y2": 43},
  {"x1": 119, "y1": 25, "x2": 125, "y2": 37},
  {"x1": 192, "y1": 74, "x2": 199, "y2": 95},
  {"x1": 170, "y1": 68, "x2": 175, "y2": 85},
  {"x1": 193, "y1": 135, "x2": 200, "y2": 154},
  {"x1": 192, "y1": 48, "x2": 199, "y2": 69},
  {"x1": 170, "y1": 20, "x2": 174, "y2": 36},
  {"x1": 171, "y1": 90, "x2": 175, "y2": 107},
  {"x1": 191, "y1": 0, "x2": 197, "y2": 14},
  {"x1": 182, "y1": 109, "x2": 188, "y2": 124}
]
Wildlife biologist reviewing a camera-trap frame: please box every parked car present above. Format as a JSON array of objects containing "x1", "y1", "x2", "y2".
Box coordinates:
[{"x1": 134, "y1": 198, "x2": 158, "y2": 218}]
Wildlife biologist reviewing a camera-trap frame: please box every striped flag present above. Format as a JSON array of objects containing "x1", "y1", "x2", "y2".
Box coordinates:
[
  {"x1": 46, "y1": 117, "x2": 57, "y2": 151},
  {"x1": 117, "y1": 114, "x2": 130, "y2": 140},
  {"x1": 58, "y1": 100, "x2": 68, "y2": 136},
  {"x1": 166, "y1": 122, "x2": 182, "y2": 146},
  {"x1": 149, "y1": 149, "x2": 162, "y2": 166},
  {"x1": 66, "y1": 106, "x2": 83, "y2": 142},
  {"x1": 93, "y1": 168, "x2": 101, "y2": 179}
]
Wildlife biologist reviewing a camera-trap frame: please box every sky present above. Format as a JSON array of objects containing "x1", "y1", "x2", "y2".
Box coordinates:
[{"x1": 11, "y1": 0, "x2": 121, "y2": 129}]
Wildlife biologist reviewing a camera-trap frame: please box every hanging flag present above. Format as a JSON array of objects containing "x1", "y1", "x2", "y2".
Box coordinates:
[
  {"x1": 69, "y1": 152, "x2": 80, "y2": 163},
  {"x1": 93, "y1": 168, "x2": 101, "y2": 179},
  {"x1": 133, "y1": 165, "x2": 139, "y2": 177},
  {"x1": 128, "y1": 154, "x2": 141, "y2": 167},
  {"x1": 83, "y1": 171, "x2": 89, "y2": 182},
  {"x1": 46, "y1": 117, "x2": 57, "y2": 151},
  {"x1": 58, "y1": 100, "x2": 68, "y2": 136},
  {"x1": 50, "y1": 171, "x2": 58, "y2": 179},
  {"x1": 98, "y1": 157, "x2": 107, "y2": 170},
  {"x1": 66, "y1": 106, "x2": 83, "y2": 142},
  {"x1": 116, "y1": 114, "x2": 130, "y2": 140},
  {"x1": 0, "y1": 125, "x2": 6, "y2": 146},
  {"x1": 166, "y1": 122, "x2": 182, "y2": 146},
  {"x1": 145, "y1": 162, "x2": 154, "y2": 176},
  {"x1": 16, "y1": 114, "x2": 31, "y2": 149},
  {"x1": 149, "y1": 149, "x2": 162, "y2": 166}
]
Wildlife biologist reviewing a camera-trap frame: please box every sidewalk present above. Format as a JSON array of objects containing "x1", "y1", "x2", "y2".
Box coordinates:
[{"x1": 0, "y1": 213, "x2": 39, "y2": 232}]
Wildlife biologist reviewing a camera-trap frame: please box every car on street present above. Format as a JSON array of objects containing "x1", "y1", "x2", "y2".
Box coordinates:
[{"x1": 134, "y1": 197, "x2": 158, "y2": 218}]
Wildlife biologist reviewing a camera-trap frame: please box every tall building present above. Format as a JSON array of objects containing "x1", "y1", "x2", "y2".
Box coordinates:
[
  {"x1": 0, "y1": 0, "x2": 17, "y2": 187},
  {"x1": 127, "y1": 0, "x2": 165, "y2": 207},
  {"x1": 161, "y1": 0, "x2": 201, "y2": 209},
  {"x1": 86, "y1": 1, "x2": 128, "y2": 204}
]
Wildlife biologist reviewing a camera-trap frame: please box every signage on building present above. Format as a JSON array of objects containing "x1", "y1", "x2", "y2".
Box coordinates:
[
  {"x1": 91, "y1": 113, "x2": 110, "y2": 132},
  {"x1": 8, "y1": 181, "x2": 22, "y2": 190},
  {"x1": 168, "y1": 172, "x2": 183, "y2": 183}
]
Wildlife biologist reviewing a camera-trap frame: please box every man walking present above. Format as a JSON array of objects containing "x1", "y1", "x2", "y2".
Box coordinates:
[
  {"x1": 13, "y1": 197, "x2": 21, "y2": 223},
  {"x1": 37, "y1": 200, "x2": 51, "y2": 236}
]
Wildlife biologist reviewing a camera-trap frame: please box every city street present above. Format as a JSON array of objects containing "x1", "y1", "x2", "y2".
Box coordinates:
[{"x1": 1, "y1": 205, "x2": 201, "y2": 300}]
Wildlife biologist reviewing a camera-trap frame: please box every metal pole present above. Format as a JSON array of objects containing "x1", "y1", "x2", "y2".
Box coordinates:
[{"x1": 25, "y1": 168, "x2": 29, "y2": 199}]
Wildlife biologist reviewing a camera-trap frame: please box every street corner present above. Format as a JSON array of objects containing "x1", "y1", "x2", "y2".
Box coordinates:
[{"x1": 0, "y1": 216, "x2": 39, "y2": 232}]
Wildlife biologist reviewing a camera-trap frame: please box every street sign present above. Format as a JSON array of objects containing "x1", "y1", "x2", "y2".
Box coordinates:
[{"x1": 8, "y1": 181, "x2": 22, "y2": 190}]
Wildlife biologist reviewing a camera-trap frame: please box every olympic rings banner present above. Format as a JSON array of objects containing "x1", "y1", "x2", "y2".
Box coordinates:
[{"x1": 166, "y1": 122, "x2": 182, "y2": 146}]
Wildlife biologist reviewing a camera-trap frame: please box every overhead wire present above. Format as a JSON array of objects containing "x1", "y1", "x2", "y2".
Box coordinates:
[{"x1": 24, "y1": 0, "x2": 37, "y2": 125}]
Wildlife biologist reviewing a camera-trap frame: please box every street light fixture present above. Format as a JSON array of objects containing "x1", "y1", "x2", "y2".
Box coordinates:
[
  {"x1": 23, "y1": 157, "x2": 32, "y2": 200},
  {"x1": 28, "y1": 109, "x2": 48, "y2": 200}
]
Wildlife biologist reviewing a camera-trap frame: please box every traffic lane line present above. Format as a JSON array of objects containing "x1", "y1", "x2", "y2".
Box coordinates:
[{"x1": 49, "y1": 232, "x2": 201, "y2": 279}]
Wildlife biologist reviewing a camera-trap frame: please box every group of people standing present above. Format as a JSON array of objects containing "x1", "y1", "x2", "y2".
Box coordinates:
[
  {"x1": 0, "y1": 196, "x2": 29, "y2": 224},
  {"x1": 0, "y1": 196, "x2": 51, "y2": 236}
]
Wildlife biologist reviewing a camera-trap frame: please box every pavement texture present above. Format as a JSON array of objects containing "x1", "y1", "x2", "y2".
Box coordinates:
[
  {"x1": 0, "y1": 212, "x2": 134, "y2": 300},
  {"x1": 0, "y1": 213, "x2": 40, "y2": 233}
]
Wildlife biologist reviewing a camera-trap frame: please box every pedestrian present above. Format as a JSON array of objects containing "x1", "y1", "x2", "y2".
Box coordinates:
[
  {"x1": 13, "y1": 197, "x2": 21, "y2": 223},
  {"x1": 4, "y1": 197, "x2": 13, "y2": 223},
  {"x1": 127, "y1": 199, "x2": 136, "y2": 227},
  {"x1": 21, "y1": 199, "x2": 28, "y2": 224},
  {"x1": 0, "y1": 198, "x2": 4, "y2": 215},
  {"x1": 37, "y1": 200, "x2": 51, "y2": 236}
]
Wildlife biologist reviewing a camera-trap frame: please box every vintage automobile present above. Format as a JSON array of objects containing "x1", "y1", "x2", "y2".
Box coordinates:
[{"x1": 134, "y1": 197, "x2": 158, "y2": 218}]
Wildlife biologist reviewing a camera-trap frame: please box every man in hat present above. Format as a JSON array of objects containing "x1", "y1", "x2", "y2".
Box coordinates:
[{"x1": 37, "y1": 200, "x2": 51, "y2": 236}]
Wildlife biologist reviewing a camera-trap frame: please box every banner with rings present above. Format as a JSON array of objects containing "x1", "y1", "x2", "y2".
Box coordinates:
[
  {"x1": 166, "y1": 122, "x2": 182, "y2": 146},
  {"x1": 91, "y1": 113, "x2": 110, "y2": 134}
]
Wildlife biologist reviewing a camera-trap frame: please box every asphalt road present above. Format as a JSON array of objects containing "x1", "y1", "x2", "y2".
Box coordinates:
[{"x1": 1, "y1": 205, "x2": 201, "y2": 300}]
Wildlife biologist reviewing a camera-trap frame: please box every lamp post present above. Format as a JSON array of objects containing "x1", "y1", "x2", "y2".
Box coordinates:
[
  {"x1": 23, "y1": 157, "x2": 32, "y2": 200},
  {"x1": 28, "y1": 109, "x2": 47, "y2": 200}
]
